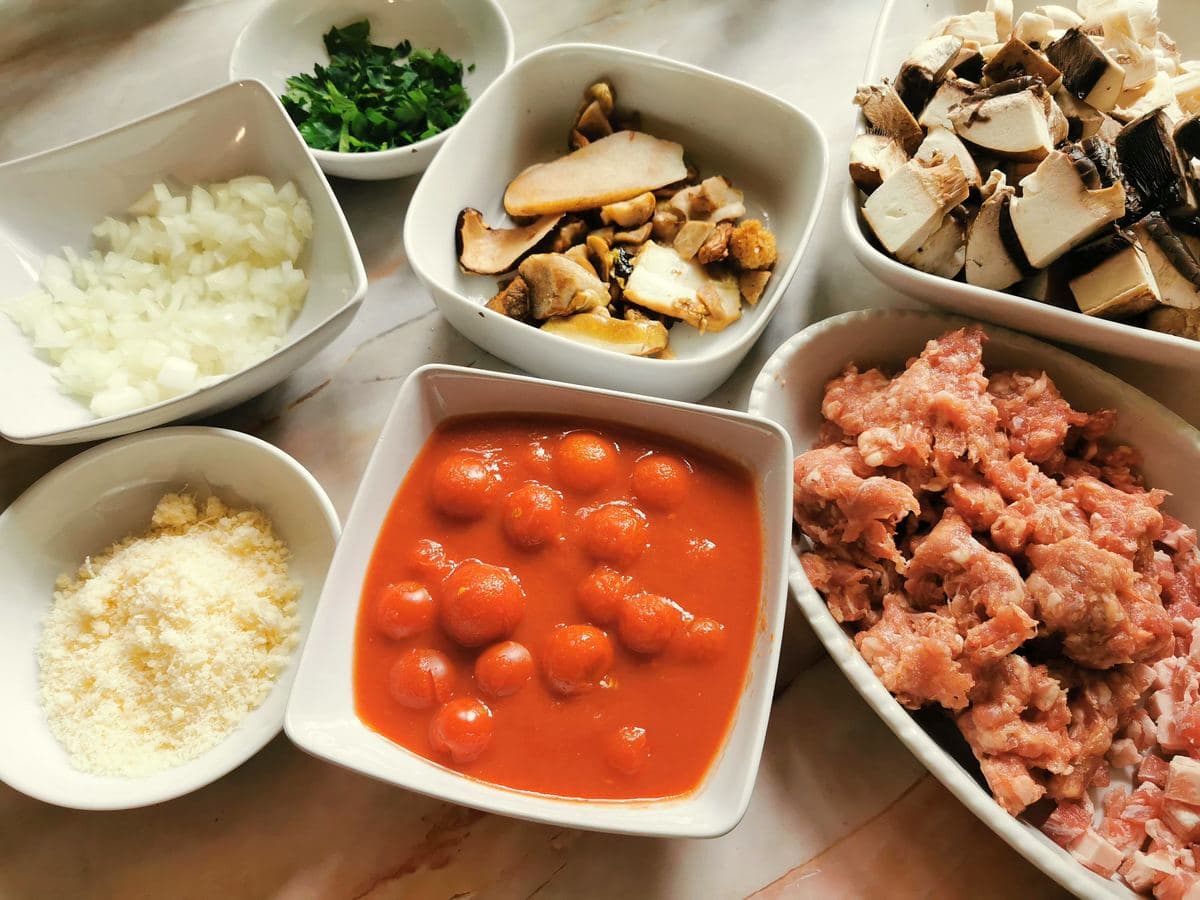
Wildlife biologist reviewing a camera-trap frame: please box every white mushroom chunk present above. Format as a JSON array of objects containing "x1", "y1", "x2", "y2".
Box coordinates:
[
  {"x1": 1174, "y1": 72, "x2": 1200, "y2": 116},
  {"x1": 863, "y1": 153, "x2": 971, "y2": 257},
  {"x1": 622, "y1": 241, "x2": 742, "y2": 333},
  {"x1": 504, "y1": 131, "x2": 688, "y2": 217},
  {"x1": 987, "y1": 0, "x2": 1013, "y2": 38},
  {"x1": 1014, "y1": 12, "x2": 1056, "y2": 48},
  {"x1": 456, "y1": 209, "x2": 564, "y2": 275},
  {"x1": 1066, "y1": 229, "x2": 1161, "y2": 318},
  {"x1": 517, "y1": 253, "x2": 610, "y2": 320},
  {"x1": 599, "y1": 191, "x2": 657, "y2": 228},
  {"x1": 1034, "y1": 5, "x2": 1082, "y2": 30},
  {"x1": 854, "y1": 82, "x2": 924, "y2": 155},
  {"x1": 916, "y1": 126, "x2": 981, "y2": 188},
  {"x1": 667, "y1": 176, "x2": 746, "y2": 223},
  {"x1": 897, "y1": 35, "x2": 964, "y2": 113},
  {"x1": 966, "y1": 172, "x2": 1027, "y2": 290},
  {"x1": 983, "y1": 37, "x2": 1064, "y2": 89},
  {"x1": 1054, "y1": 87, "x2": 1105, "y2": 140},
  {"x1": 850, "y1": 133, "x2": 909, "y2": 193},
  {"x1": 1101, "y1": 11, "x2": 1157, "y2": 91},
  {"x1": 936, "y1": 12, "x2": 999, "y2": 46},
  {"x1": 1078, "y1": 0, "x2": 1157, "y2": 44},
  {"x1": 896, "y1": 208, "x2": 967, "y2": 278},
  {"x1": 1045, "y1": 28, "x2": 1126, "y2": 113},
  {"x1": 1113, "y1": 71, "x2": 1183, "y2": 123},
  {"x1": 919, "y1": 78, "x2": 976, "y2": 130},
  {"x1": 950, "y1": 79, "x2": 1059, "y2": 161},
  {"x1": 1132, "y1": 213, "x2": 1200, "y2": 309},
  {"x1": 540, "y1": 307, "x2": 669, "y2": 356},
  {"x1": 1009, "y1": 149, "x2": 1126, "y2": 268},
  {"x1": 1116, "y1": 109, "x2": 1196, "y2": 214}
]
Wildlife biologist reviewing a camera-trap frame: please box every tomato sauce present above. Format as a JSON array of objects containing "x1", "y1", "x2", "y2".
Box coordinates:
[{"x1": 353, "y1": 415, "x2": 763, "y2": 800}]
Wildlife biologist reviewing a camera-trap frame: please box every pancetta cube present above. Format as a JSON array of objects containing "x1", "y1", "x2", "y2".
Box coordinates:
[
  {"x1": 1164, "y1": 800, "x2": 1200, "y2": 843},
  {"x1": 1071, "y1": 828, "x2": 1126, "y2": 878},
  {"x1": 1168, "y1": 757, "x2": 1200, "y2": 807}
]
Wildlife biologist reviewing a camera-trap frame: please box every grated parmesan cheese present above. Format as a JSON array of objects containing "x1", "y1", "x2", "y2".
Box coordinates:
[{"x1": 37, "y1": 492, "x2": 299, "y2": 776}]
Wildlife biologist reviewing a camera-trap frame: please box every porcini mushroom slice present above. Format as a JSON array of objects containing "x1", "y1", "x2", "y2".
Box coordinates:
[
  {"x1": 673, "y1": 221, "x2": 715, "y2": 261},
  {"x1": 600, "y1": 191, "x2": 657, "y2": 228},
  {"x1": 485, "y1": 276, "x2": 531, "y2": 319},
  {"x1": 504, "y1": 131, "x2": 688, "y2": 217},
  {"x1": 518, "y1": 253, "x2": 610, "y2": 320},
  {"x1": 575, "y1": 101, "x2": 613, "y2": 142},
  {"x1": 738, "y1": 269, "x2": 771, "y2": 305},
  {"x1": 457, "y1": 208, "x2": 565, "y2": 275},
  {"x1": 540, "y1": 308, "x2": 669, "y2": 356},
  {"x1": 564, "y1": 244, "x2": 598, "y2": 278},
  {"x1": 667, "y1": 176, "x2": 746, "y2": 223},
  {"x1": 623, "y1": 241, "x2": 741, "y2": 333},
  {"x1": 614, "y1": 223, "x2": 653, "y2": 245}
]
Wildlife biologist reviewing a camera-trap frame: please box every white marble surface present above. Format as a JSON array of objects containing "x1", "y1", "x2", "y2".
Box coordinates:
[{"x1": 4, "y1": 0, "x2": 1191, "y2": 896}]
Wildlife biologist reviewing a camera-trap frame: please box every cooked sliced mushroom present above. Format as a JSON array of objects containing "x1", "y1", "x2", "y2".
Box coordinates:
[
  {"x1": 850, "y1": 133, "x2": 909, "y2": 194},
  {"x1": 564, "y1": 244, "x2": 598, "y2": 277},
  {"x1": 586, "y1": 234, "x2": 613, "y2": 280},
  {"x1": 504, "y1": 131, "x2": 689, "y2": 217},
  {"x1": 897, "y1": 35, "x2": 964, "y2": 113},
  {"x1": 983, "y1": 37, "x2": 1063, "y2": 88},
  {"x1": 1132, "y1": 213, "x2": 1200, "y2": 309},
  {"x1": 457, "y1": 208, "x2": 564, "y2": 275},
  {"x1": 738, "y1": 269, "x2": 772, "y2": 305},
  {"x1": 623, "y1": 241, "x2": 742, "y2": 332},
  {"x1": 667, "y1": 176, "x2": 746, "y2": 223},
  {"x1": 863, "y1": 152, "x2": 971, "y2": 257},
  {"x1": 673, "y1": 221, "x2": 715, "y2": 261},
  {"x1": 696, "y1": 222, "x2": 733, "y2": 264},
  {"x1": 1046, "y1": 27, "x2": 1126, "y2": 113},
  {"x1": 1065, "y1": 228, "x2": 1161, "y2": 318},
  {"x1": 950, "y1": 77, "x2": 1059, "y2": 161},
  {"x1": 1009, "y1": 149, "x2": 1127, "y2": 268},
  {"x1": 600, "y1": 191, "x2": 657, "y2": 228},
  {"x1": 589, "y1": 226, "x2": 616, "y2": 245},
  {"x1": 651, "y1": 204, "x2": 685, "y2": 243},
  {"x1": 485, "y1": 276, "x2": 531, "y2": 319},
  {"x1": 576, "y1": 101, "x2": 613, "y2": 141},
  {"x1": 612, "y1": 223, "x2": 652, "y2": 245},
  {"x1": 1116, "y1": 109, "x2": 1196, "y2": 214},
  {"x1": 547, "y1": 217, "x2": 589, "y2": 253},
  {"x1": 540, "y1": 307, "x2": 669, "y2": 356},
  {"x1": 854, "y1": 81, "x2": 924, "y2": 155},
  {"x1": 518, "y1": 253, "x2": 610, "y2": 320}
]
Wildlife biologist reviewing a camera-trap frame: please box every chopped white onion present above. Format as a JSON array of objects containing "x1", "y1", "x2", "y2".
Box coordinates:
[{"x1": 1, "y1": 176, "x2": 312, "y2": 418}]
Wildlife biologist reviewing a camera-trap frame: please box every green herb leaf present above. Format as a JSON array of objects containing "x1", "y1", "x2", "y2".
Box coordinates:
[{"x1": 283, "y1": 19, "x2": 473, "y2": 154}]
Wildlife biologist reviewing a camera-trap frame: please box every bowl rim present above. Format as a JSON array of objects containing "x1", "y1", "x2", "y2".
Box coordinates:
[
  {"x1": 0, "y1": 78, "x2": 369, "y2": 444},
  {"x1": 401, "y1": 40, "x2": 831, "y2": 373},
  {"x1": 226, "y1": 0, "x2": 517, "y2": 167},
  {"x1": 746, "y1": 307, "x2": 1195, "y2": 900},
  {"x1": 841, "y1": 0, "x2": 1200, "y2": 366},
  {"x1": 284, "y1": 361, "x2": 793, "y2": 838},
  {"x1": 0, "y1": 425, "x2": 341, "y2": 810}
]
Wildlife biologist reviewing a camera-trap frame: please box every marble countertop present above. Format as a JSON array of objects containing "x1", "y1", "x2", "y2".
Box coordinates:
[{"x1": 4, "y1": 0, "x2": 1191, "y2": 896}]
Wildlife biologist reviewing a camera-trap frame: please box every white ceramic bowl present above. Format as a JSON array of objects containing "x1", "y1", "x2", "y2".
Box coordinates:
[
  {"x1": 286, "y1": 364, "x2": 793, "y2": 837},
  {"x1": 229, "y1": 0, "x2": 514, "y2": 181},
  {"x1": 847, "y1": 0, "x2": 1200, "y2": 370},
  {"x1": 0, "y1": 79, "x2": 367, "y2": 446},
  {"x1": 0, "y1": 427, "x2": 340, "y2": 810},
  {"x1": 403, "y1": 43, "x2": 829, "y2": 403},
  {"x1": 749, "y1": 309, "x2": 1200, "y2": 899}
]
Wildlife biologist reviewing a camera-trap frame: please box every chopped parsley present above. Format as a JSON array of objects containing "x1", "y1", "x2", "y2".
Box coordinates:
[{"x1": 281, "y1": 20, "x2": 472, "y2": 154}]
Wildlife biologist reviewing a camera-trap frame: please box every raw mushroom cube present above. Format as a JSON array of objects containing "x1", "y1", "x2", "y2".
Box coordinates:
[{"x1": 862, "y1": 153, "x2": 971, "y2": 257}]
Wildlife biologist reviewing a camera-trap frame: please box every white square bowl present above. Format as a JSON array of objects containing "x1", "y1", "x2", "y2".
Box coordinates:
[
  {"x1": 0, "y1": 79, "x2": 368, "y2": 445},
  {"x1": 846, "y1": 0, "x2": 1200, "y2": 370},
  {"x1": 403, "y1": 43, "x2": 829, "y2": 403},
  {"x1": 0, "y1": 427, "x2": 340, "y2": 810},
  {"x1": 749, "y1": 309, "x2": 1200, "y2": 899},
  {"x1": 285, "y1": 365, "x2": 794, "y2": 837}
]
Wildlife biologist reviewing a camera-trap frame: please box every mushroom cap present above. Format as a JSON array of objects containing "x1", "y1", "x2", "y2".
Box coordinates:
[
  {"x1": 504, "y1": 131, "x2": 688, "y2": 218},
  {"x1": 457, "y1": 208, "x2": 564, "y2": 275}
]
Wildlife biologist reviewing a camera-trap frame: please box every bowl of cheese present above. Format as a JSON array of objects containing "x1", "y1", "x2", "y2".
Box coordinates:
[{"x1": 0, "y1": 426, "x2": 339, "y2": 810}]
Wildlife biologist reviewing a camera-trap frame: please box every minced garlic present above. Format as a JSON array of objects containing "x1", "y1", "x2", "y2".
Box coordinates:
[{"x1": 37, "y1": 492, "x2": 299, "y2": 776}]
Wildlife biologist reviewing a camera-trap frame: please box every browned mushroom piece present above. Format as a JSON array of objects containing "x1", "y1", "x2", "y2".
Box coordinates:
[
  {"x1": 652, "y1": 204, "x2": 685, "y2": 243},
  {"x1": 518, "y1": 253, "x2": 610, "y2": 320},
  {"x1": 569, "y1": 82, "x2": 616, "y2": 148},
  {"x1": 540, "y1": 307, "x2": 669, "y2": 356},
  {"x1": 586, "y1": 234, "x2": 612, "y2": 280},
  {"x1": 738, "y1": 270, "x2": 772, "y2": 305},
  {"x1": 504, "y1": 132, "x2": 689, "y2": 217},
  {"x1": 457, "y1": 208, "x2": 565, "y2": 275},
  {"x1": 547, "y1": 217, "x2": 588, "y2": 253},
  {"x1": 564, "y1": 244, "x2": 598, "y2": 277},
  {"x1": 576, "y1": 101, "x2": 614, "y2": 140},
  {"x1": 696, "y1": 222, "x2": 734, "y2": 264},
  {"x1": 486, "y1": 276, "x2": 532, "y2": 319},
  {"x1": 673, "y1": 221, "x2": 715, "y2": 261},
  {"x1": 668, "y1": 176, "x2": 746, "y2": 223},
  {"x1": 613, "y1": 222, "x2": 653, "y2": 245},
  {"x1": 600, "y1": 191, "x2": 657, "y2": 228}
]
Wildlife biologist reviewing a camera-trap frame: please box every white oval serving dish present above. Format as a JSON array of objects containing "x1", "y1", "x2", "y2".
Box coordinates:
[
  {"x1": 0, "y1": 427, "x2": 340, "y2": 810},
  {"x1": 403, "y1": 43, "x2": 829, "y2": 403},
  {"x1": 285, "y1": 364, "x2": 793, "y2": 837},
  {"x1": 229, "y1": 0, "x2": 514, "y2": 181},
  {"x1": 749, "y1": 309, "x2": 1200, "y2": 899},
  {"x1": 846, "y1": 0, "x2": 1200, "y2": 370}
]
